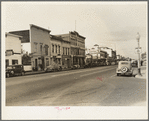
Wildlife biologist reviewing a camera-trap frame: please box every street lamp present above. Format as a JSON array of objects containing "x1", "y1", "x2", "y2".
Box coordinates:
[{"x1": 136, "y1": 32, "x2": 142, "y2": 76}]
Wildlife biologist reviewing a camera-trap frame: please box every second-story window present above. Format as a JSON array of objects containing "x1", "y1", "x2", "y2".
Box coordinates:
[
  {"x1": 58, "y1": 46, "x2": 60, "y2": 54},
  {"x1": 45, "y1": 45, "x2": 48, "y2": 56},
  {"x1": 63, "y1": 47, "x2": 64, "y2": 55},
  {"x1": 52, "y1": 44, "x2": 54, "y2": 53},
  {"x1": 55, "y1": 45, "x2": 57, "y2": 53},
  {"x1": 66, "y1": 48, "x2": 67, "y2": 55},
  {"x1": 68, "y1": 48, "x2": 69, "y2": 55},
  {"x1": 34, "y1": 43, "x2": 37, "y2": 52},
  {"x1": 40, "y1": 44, "x2": 42, "y2": 53}
]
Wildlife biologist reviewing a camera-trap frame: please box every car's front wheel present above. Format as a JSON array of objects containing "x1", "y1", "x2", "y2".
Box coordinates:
[{"x1": 117, "y1": 73, "x2": 120, "y2": 76}]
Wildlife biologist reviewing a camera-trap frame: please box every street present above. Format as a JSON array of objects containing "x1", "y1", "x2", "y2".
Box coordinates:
[{"x1": 6, "y1": 65, "x2": 146, "y2": 106}]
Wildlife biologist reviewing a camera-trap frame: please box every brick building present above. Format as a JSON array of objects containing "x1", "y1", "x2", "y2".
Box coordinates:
[{"x1": 57, "y1": 31, "x2": 86, "y2": 67}]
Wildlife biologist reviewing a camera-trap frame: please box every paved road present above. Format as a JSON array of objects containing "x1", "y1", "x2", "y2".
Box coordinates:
[{"x1": 6, "y1": 65, "x2": 146, "y2": 106}]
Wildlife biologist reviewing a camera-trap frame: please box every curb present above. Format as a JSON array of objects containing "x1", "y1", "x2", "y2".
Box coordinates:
[{"x1": 135, "y1": 75, "x2": 146, "y2": 79}]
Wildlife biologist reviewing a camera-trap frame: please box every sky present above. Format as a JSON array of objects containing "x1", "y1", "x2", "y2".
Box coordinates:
[{"x1": 2, "y1": 2, "x2": 147, "y2": 59}]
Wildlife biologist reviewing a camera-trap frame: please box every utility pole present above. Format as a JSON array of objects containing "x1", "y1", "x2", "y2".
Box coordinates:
[{"x1": 136, "y1": 32, "x2": 142, "y2": 76}]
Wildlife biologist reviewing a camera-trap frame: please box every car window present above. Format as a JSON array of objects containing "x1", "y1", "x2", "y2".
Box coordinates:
[{"x1": 121, "y1": 62, "x2": 129, "y2": 64}]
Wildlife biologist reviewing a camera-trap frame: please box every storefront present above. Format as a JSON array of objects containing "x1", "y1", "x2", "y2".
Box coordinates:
[{"x1": 62, "y1": 55, "x2": 71, "y2": 68}]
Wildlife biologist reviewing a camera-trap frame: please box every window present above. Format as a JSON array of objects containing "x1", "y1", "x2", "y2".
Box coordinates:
[
  {"x1": 55, "y1": 45, "x2": 57, "y2": 53},
  {"x1": 58, "y1": 59, "x2": 61, "y2": 64},
  {"x1": 66, "y1": 48, "x2": 67, "y2": 55},
  {"x1": 12, "y1": 60, "x2": 18, "y2": 65},
  {"x1": 6, "y1": 59, "x2": 9, "y2": 68},
  {"x1": 63, "y1": 47, "x2": 64, "y2": 55},
  {"x1": 34, "y1": 43, "x2": 37, "y2": 52},
  {"x1": 68, "y1": 48, "x2": 69, "y2": 55},
  {"x1": 45, "y1": 46, "x2": 48, "y2": 56},
  {"x1": 40, "y1": 44, "x2": 42, "y2": 52},
  {"x1": 52, "y1": 44, "x2": 54, "y2": 53},
  {"x1": 46, "y1": 58, "x2": 49, "y2": 66},
  {"x1": 58, "y1": 46, "x2": 60, "y2": 54}
]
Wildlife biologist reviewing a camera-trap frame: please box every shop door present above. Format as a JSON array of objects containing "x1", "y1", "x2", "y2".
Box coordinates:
[{"x1": 35, "y1": 59, "x2": 37, "y2": 68}]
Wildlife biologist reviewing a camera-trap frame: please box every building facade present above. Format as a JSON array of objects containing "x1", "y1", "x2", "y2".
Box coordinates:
[
  {"x1": 58, "y1": 31, "x2": 86, "y2": 67},
  {"x1": 9, "y1": 24, "x2": 51, "y2": 71},
  {"x1": 5, "y1": 33, "x2": 22, "y2": 67},
  {"x1": 50, "y1": 35, "x2": 71, "y2": 68}
]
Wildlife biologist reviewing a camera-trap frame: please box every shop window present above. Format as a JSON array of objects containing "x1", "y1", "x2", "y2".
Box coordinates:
[
  {"x1": 46, "y1": 58, "x2": 49, "y2": 66},
  {"x1": 12, "y1": 60, "x2": 18, "y2": 65},
  {"x1": 58, "y1": 59, "x2": 61, "y2": 64}
]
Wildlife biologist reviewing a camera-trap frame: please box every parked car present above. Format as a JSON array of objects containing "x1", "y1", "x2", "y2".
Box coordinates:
[
  {"x1": 116, "y1": 61, "x2": 134, "y2": 76},
  {"x1": 71, "y1": 64, "x2": 80, "y2": 69},
  {"x1": 44, "y1": 64, "x2": 62, "y2": 72},
  {"x1": 6, "y1": 65, "x2": 25, "y2": 78},
  {"x1": 131, "y1": 60, "x2": 138, "y2": 67}
]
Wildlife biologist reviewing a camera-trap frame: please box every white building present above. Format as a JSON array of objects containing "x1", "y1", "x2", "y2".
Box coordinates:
[
  {"x1": 5, "y1": 33, "x2": 22, "y2": 67},
  {"x1": 9, "y1": 24, "x2": 51, "y2": 71}
]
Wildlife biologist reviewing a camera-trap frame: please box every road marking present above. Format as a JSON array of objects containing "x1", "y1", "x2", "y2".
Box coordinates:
[{"x1": 80, "y1": 67, "x2": 116, "y2": 77}]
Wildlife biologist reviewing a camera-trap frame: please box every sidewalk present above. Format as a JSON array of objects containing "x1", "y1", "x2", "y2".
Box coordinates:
[
  {"x1": 25, "y1": 67, "x2": 74, "y2": 76},
  {"x1": 135, "y1": 66, "x2": 146, "y2": 79}
]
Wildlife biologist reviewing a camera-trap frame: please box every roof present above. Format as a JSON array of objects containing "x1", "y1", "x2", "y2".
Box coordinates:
[
  {"x1": 5, "y1": 33, "x2": 22, "y2": 38},
  {"x1": 51, "y1": 35, "x2": 70, "y2": 43},
  {"x1": 30, "y1": 24, "x2": 51, "y2": 33},
  {"x1": 9, "y1": 30, "x2": 30, "y2": 43},
  {"x1": 70, "y1": 31, "x2": 86, "y2": 39}
]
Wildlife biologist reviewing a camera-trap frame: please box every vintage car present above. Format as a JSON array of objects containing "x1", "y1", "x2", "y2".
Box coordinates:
[
  {"x1": 6, "y1": 65, "x2": 25, "y2": 78},
  {"x1": 44, "y1": 64, "x2": 62, "y2": 72},
  {"x1": 116, "y1": 61, "x2": 134, "y2": 76}
]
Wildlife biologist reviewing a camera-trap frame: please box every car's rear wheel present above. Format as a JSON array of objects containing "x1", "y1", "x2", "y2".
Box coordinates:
[
  {"x1": 21, "y1": 71, "x2": 25, "y2": 76},
  {"x1": 6, "y1": 73, "x2": 10, "y2": 78},
  {"x1": 117, "y1": 73, "x2": 120, "y2": 76}
]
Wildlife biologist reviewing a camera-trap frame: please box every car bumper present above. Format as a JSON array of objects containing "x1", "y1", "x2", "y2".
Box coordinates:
[{"x1": 117, "y1": 71, "x2": 132, "y2": 75}]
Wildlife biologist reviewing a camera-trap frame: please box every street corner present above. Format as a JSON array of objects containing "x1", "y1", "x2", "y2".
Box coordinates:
[{"x1": 135, "y1": 75, "x2": 146, "y2": 79}]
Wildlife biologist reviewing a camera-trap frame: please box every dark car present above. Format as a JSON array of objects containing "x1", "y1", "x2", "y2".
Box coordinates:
[{"x1": 6, "y1": 65, "x2": 25, "y2": 78}]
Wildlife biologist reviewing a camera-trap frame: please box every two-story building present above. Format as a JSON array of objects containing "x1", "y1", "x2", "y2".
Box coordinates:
[
  {"x1": 57, "y1": 31, "x2": 86, "y2": 67},
  {"x1": 50, "y1": 35, "x2": 71, "y2": 68},
  {"x1": 9, "y1": 24, "x2": 51, "y2": 71},
  {"x1": 5, "y1": 33, "x2": 22, "y2": 67}
]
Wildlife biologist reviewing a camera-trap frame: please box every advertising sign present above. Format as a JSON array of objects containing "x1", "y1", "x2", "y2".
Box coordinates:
[{"x1": 135, "y1": 47, "x2": 142, "y2": 54}]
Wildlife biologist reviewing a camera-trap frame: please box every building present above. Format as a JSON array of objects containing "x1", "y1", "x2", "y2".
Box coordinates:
[
  {"x1": 57, "y1": 31, "x2": 86, "y2": 67},
  {"x1": 50, "y1": 35, "x2": 71, "y2": 68},
  {"x1": 100, "y1": 47, "x2": 116, "y2": 59},
  {"x1": 5, "y1": 33, "x2": 22, "y2": 67},
  {"x1": 9, "y1": 24, "x2": 51, "y2": 70}
]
